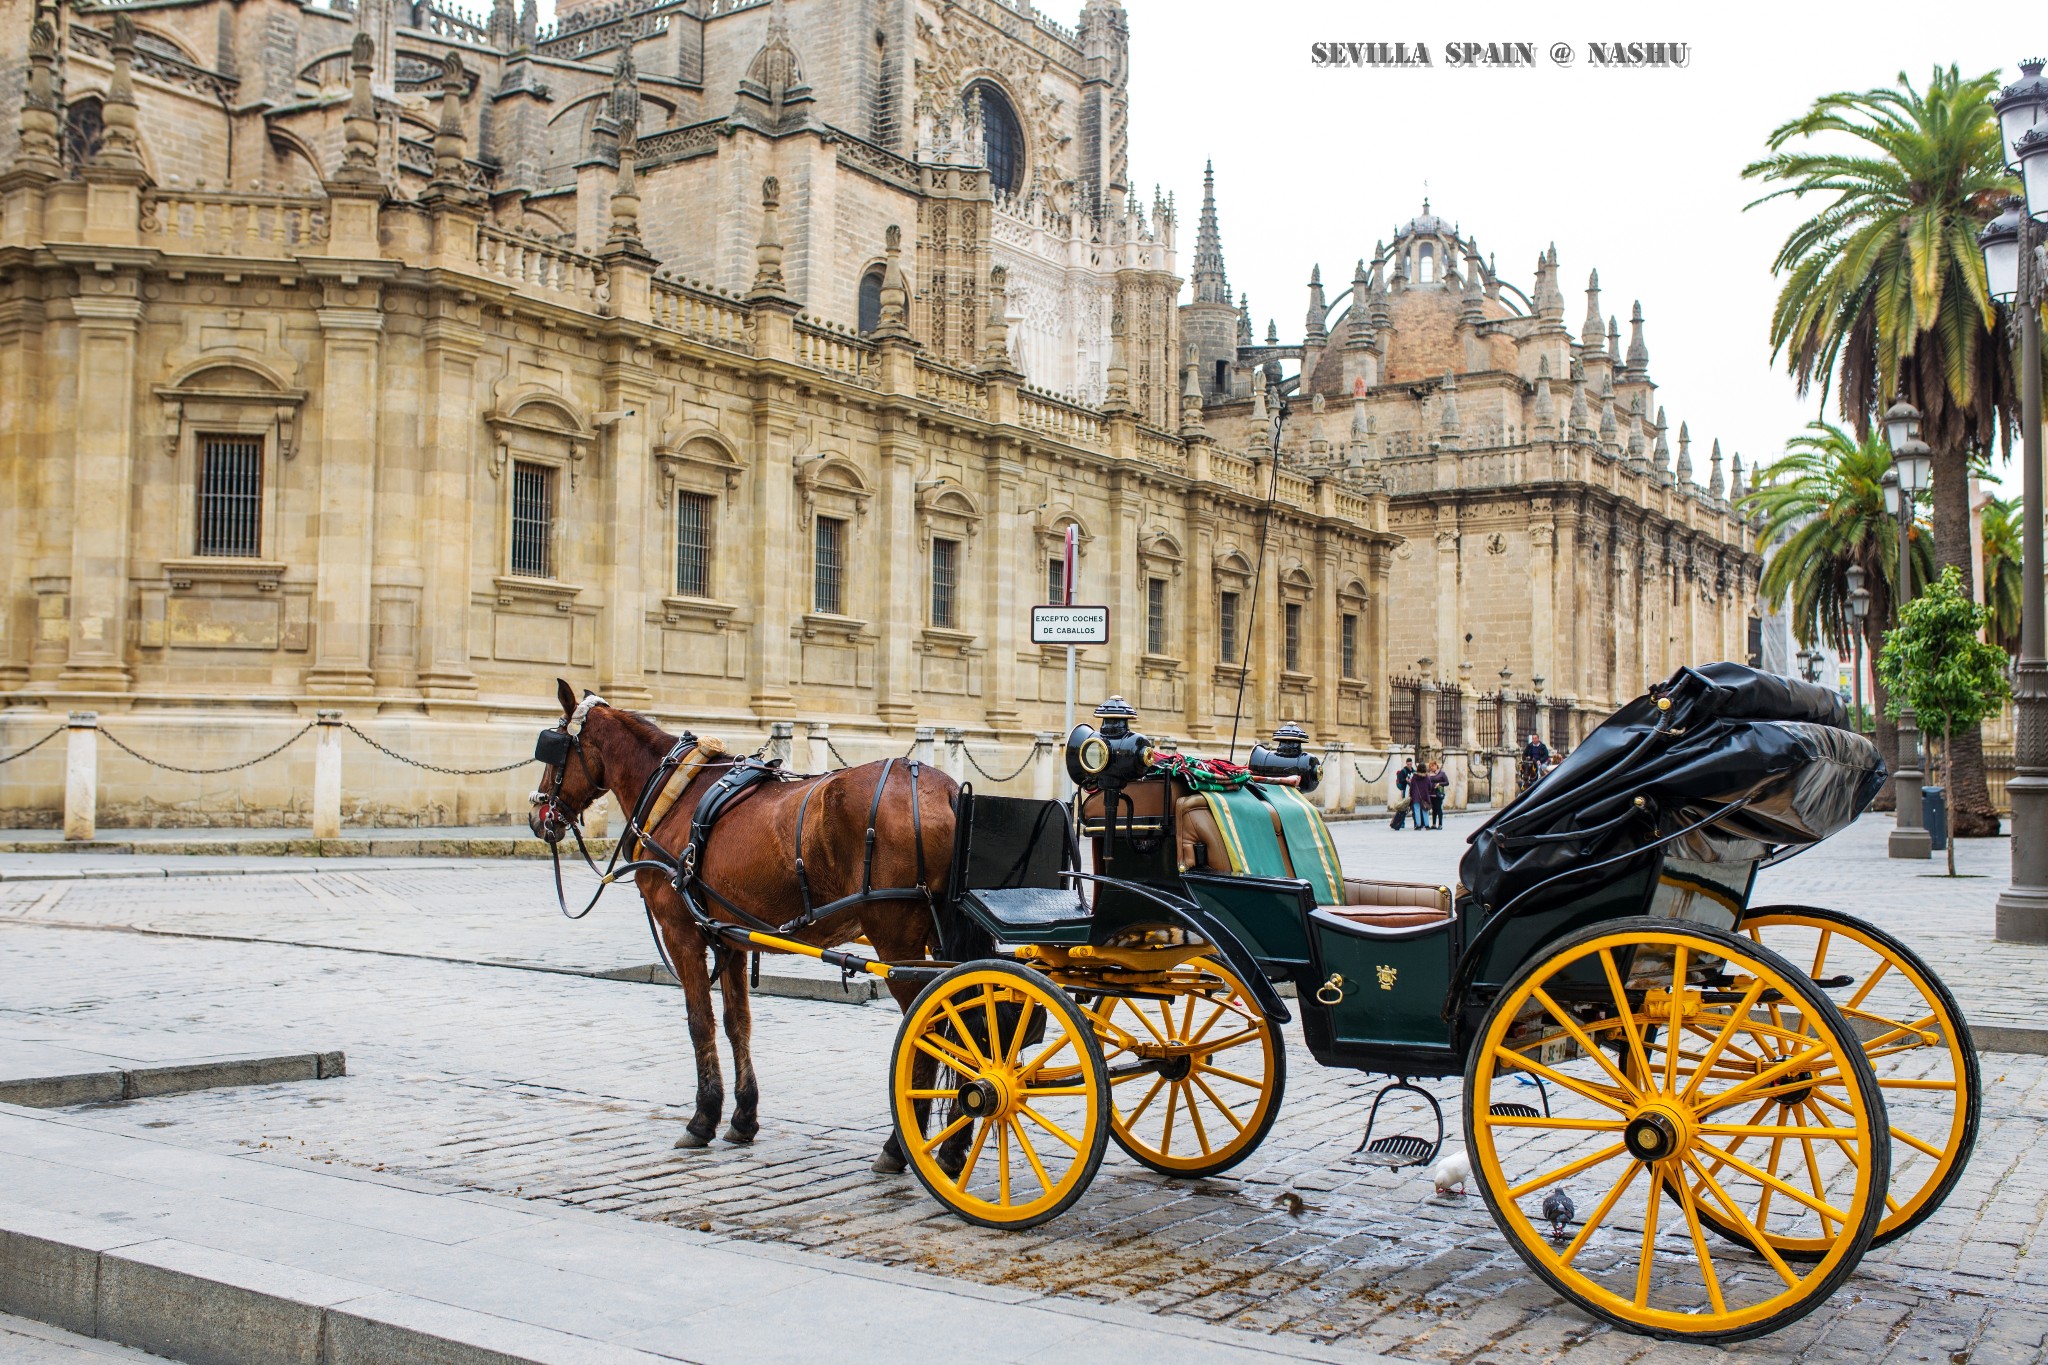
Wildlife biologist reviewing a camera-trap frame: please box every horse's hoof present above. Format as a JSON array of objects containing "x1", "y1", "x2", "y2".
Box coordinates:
[
  {"x1": 872, "y1": 1149, "x2": 907, "y2": 1175},
  {"x1": 674, "y1": 1131, "x2": 711, "y2": 1150},
  {"x1": 721, "y1": 1125, "x2": 756, "y2": 1145}
]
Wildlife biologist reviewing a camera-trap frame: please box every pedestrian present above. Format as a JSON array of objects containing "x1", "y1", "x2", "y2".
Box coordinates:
[
  {"x1": 1391, "y1": 759, "x2": 1416, "y2": 830},
  {"x1": 1428, "y1": 760, "x2": 1448, "y2": 829},
  {"x1": 1407, "y1": 763, "x2": 1434, "y2": 833}
]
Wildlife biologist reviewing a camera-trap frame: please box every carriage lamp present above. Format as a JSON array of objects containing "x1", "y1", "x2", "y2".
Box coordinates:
[
  {"x1": 1881, "y1": 468, "x2": 1901, "y2": 518},
  {"x1": 1996, "y1": 58, "x2": 2048, "y2": 170},
  {"x1": 1981, "y1": 198, "x2": 2024, "y2": 302},
  {"x1": 1248, "y1": 720, "x2": 1323, "y2": 792},
  {"x1": 1065, "y1": 695, "x2": 1154, "y2": 787},
  {"x1": 2020, "y1": 123, "x2": 2048, "y2": 221}
]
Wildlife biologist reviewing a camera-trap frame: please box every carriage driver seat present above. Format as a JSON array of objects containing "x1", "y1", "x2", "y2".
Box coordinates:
[{"x1": 1175, "y1": 790, "x2": 1453, "y2": 931}]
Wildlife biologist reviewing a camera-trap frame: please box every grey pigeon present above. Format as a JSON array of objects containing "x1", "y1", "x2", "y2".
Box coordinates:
[{"x1": 1541, "y1": 1188, "x2": 1575, "y2": 1242}]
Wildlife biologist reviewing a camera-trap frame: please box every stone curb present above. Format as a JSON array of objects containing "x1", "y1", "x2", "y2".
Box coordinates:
[
  {"x1": 0, "y1": 1208, "x2": 688, "y2": 1365},
  {"x1": 0, "y1": 1052, "x2": 345, "y2": 1110},
  {"x1": 0, "y1": 837, "x2": 614, "y2": 861}
]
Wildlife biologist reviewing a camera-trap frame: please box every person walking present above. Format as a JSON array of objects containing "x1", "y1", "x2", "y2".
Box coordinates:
[
  {"x1": 1407, "y1": 762, "x2": 1435, "y2": 834},
  {"x1": 1428, "y1": 760, "x2": 1448, "y2": 830}
]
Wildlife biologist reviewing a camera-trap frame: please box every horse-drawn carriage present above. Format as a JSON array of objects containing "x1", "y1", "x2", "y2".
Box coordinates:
[{"x1": 530, "y1": 662, "x2": 1975, "y2": 1344}]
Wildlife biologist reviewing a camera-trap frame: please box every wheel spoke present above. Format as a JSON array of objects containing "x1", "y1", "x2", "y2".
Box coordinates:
[
  {"x1": 1634, "y1": 1163, "x2": 1663, "y2": 1307},
  {"x1": 1484, "y1": 1115, "x2": 1626, "y2": 1131},
  {"x1": 1600, "y1": 948, "x2": 1654, "y2": 1085},
  {"x1": 956, "y1": 1113, "x2": 993, "y2": 1186},
  {"x1": 1810, "y1": 928, "x2": 1833, "y2": 980},
  {"x1": 1697, "y1": 1122, "x2": 1858, "y2": 1139},
  {"x1": 1004, "y1": 997, "x2": 1035, "y2": 1067},
  {"x1": 1009, "y1": 1117, "x2": 1055, "y2": 1196},
  {"x1": 904, "y1": 1088, "x2": 958, "y2": 1100},
  {"x1": 1493, "y1": 1047, "x2": 1633, "y2": 1113},
  {"x1": 1019, "y1": 1030, "x2": 1077, "y2": 1081},
  {"x1": 1844, "y1": 957, "x2": 1893, "y2": 1011},
  {"x1": 1195, "y1": 1061, "x2": 1267, "y2": 1090},
  {"x1": 1184, "y1": 1000, "x2": 1237, "y2": 1048},
  {"x1": 1560, "y1": 1160, "x2": 1639, "y2": 1266},
  {"x1": 915, "y1": 1033, "x2": 980, "y2": 1073},
  {"x1": 1684, "y1": 1153, "x2": 1801, "y2": 1287},
  {"x1": 1663, "y1": 945, "x2": 1688, "y2": 1093},
  {"x1": 1680, "y1": 977, "x2": 1768, "y2": 1104},
  {"x1": 920, "y1": 1112, "x2": 971, "y2": 1156},
  {"x1": 1693, "y1": 1137, "x2": 1851, "y2": 1225},
  {"x1": 1160, "y1": 1075, "x2": 1181, "y2": 1149},
  {"x1": 981, "y1": 987, "x2": 1002, "y2": 1067},
  {"x1": 1017, "y1": 1102, "x2": 1084, "y2": 1153},
  {"x1": 1673, "y1": 1168, "x2": 1728, "y2": 1316},
  {"x1": 1508, "y1": 1141, "x2": 1628, "y2": 1200},
  {"x1": 1125, "y1": 1075, "x2": 1166, "y2": 1125},
  {"x1": 1878, "y1": 1077, "x2": 1959, "y2": 1091},
  {"x1": 940, "y1": 998, "x2": 988, "y2": 1068},
  {"x1": 1181, "y1": 1082, "x2": 1214, "y2": 1155},
  {"x1": 1189, "y1": 1071, "x2": 1249, "y2": 1135},
  {"x1": 1885, "y1": 1122, "x2": 1950, "y2": 1161},
  {"x1": 1530, "y1": 986, "x2": 1643, "y2": 1101},
  {"x1": 1696, "y1": 1039, "x2": 1833, "y2": 1112},
  {"x1": 998, "y1": 1115, "x2": 1012, "y2": 1204}
]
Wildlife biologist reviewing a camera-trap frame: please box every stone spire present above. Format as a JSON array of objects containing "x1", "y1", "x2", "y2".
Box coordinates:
[
  {"x1": 1531, "y1": 248, "x2": 1563, "y2": 320},
  {"x1": 1598, "y1": 387, "x2": 1619, "y2": 453},
  {"x1": 1533, "y1": 355, "x2": 1557, "y2": 437},
  {"x1": 1581, "y1": 269, "x2": 1604, "y2": 348},
  {"x1": 1709, "y1": 440, "x2": 1727, "y2": 502},
  {"x1": 1730, "y1": 453, "x2": 1747, "y2": 502},
  {"x1": 1625, "y1": 301, "x2": 1649, "y2": 376},
  {"x1": 1236, "y1": 293, "x2": 1252, "y2": 347},
  {"x1": 735, "y1": 0, "x2": 814, "y2": 132},
  {"x1": 1303, "y1": 264, "x2": 1328, "y2": 344},
  {"x1": 488, "y1": 0, "x2": 516, "y2": 50},
  {"x1": 1626, "y1": 395, "x2": 1646, "y2": 466},
  {"x1": 1676, "y1": 422, "x2": 1694, "y2": 486},
  {"x1": 1568, "y1": 357, "x2": 1590, "y2": 441},
  {"x1": 14, "y1": 5, "x2": 62, "y2": 173},
  {"x1": 1437, "y1": 371, "x2": 1461, "y2": 449},
  {"x1": 519, "y1": 0, "x2": 537, "y2": 44},
  {"x1": 1653, "y1": 407, "x2": 1671, "y2": 481},
  {"x1": 606, "y1": 129, "x2": 644, "y2": 254},
  {"x1": 610, "y1": 44, "x2": 640, "y2": 149},
  {"x1": 873, "y1": 224, "x2": 911, "y2": 340},
  {"x1": 980, "y1": 264, "x2": 1017, "y2": 372},
  {"x1": 1607, "y1": 316, "x2": 1622, "y2": 367},
  {"x1": 1390, "y1": 245, "x2": 1409, "y2": 293},
  {"x1": 334, "y1": 33, "x2": 381, "y2": 183},
  {"x1": 1179, "y1": 345, "x2": 1207, "y2": 440},
  {"x1": 94, "y1": 15, "x2": 144, "y2": 173},
  {"x1": 747, "y1": 176, "x2": 788, "y2": 298},
  {"x1": 1191, "y1": 160, "x2": 1230, "y2": 305},
  {"x1": 1369, "y1": 251, "x2": 1392, "y2": 327},
  {"x1": 428, "y1": 54, "x2": 471, "y2": 192}
]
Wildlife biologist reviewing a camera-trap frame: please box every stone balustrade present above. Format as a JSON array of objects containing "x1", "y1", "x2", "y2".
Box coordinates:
[
  {"x1": 914, "y1": 360, "x2": 989, "y2": 416},
  {"x1": 140, "y1": 191, "x2": 330, "y2": 257},
  {"x1": 473, "y1": 225, "x2": 610, "y2": 310},
  {"x1": 1017, "y1": 387, "x2": 1105, "y2": 445},
  {"x1": 792, "y1": 319, "x2": 877, "y2": 389},
  {"x1": 649, "y1": 277, "x2": 756, "y2": 353}
]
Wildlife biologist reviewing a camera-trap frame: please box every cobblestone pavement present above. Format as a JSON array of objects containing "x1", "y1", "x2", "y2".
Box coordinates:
[{"x1": 1, "y1": 813, "x2": 2045, "y2": 1362}]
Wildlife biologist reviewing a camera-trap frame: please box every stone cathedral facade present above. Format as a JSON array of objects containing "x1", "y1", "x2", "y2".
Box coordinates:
[{"x1": 0, "y1": 0, "x2": 1751, "y2": 826}]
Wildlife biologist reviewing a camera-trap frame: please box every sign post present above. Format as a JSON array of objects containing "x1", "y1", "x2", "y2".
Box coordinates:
[{"x1": 1063, "y1": 525, "x2": 1078, "y2": 742}]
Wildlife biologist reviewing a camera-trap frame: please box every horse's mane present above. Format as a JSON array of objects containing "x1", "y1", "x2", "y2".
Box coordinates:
[{"x1": 602, "y1": 705, "x2": 727, "y2": 761}]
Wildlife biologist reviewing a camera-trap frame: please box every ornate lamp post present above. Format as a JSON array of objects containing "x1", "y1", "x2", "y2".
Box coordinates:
[
  {"x1": 1882, "y1": 403, "x2": 1934, "y2": 860},
  {"x1": 1988, "y1": 59, "x2": 2048, "y2": 939},
  {"x1": 1846, "y1": 561, "x2": 1871, "y2": 726}
]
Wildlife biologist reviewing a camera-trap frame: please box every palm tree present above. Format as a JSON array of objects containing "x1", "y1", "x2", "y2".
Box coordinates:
[
  {"x1": 1743, "y1": 422, "x2": 1935, "y2": 808},
  {"x1": 1982, "y1": 494, "x2": 2023, "y2": 656},
  {"x1": 1744, "y1": 64, "x2": 2021, "y2": 835}
]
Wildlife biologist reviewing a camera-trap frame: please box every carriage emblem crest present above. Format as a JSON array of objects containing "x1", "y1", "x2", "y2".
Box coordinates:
[{"x1": 1376, "y1": 964, "x2": 1398, "y2": 990}]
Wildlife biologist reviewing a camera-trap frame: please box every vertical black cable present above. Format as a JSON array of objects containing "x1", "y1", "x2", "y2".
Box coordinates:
[{"x1": 1227, "y1": 398, "x2": 1286, "y2": 762}]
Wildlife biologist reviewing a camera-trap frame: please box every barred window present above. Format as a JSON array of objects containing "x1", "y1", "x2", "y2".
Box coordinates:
[
  {"x1": 1046, "y1": 557, "x2": 1066, "y2": 606},
  {"x1": 1146, "y1": 577, "x2": 1167, "y2": 655},
  {"x1": 1219, "y1": 591, "x2": 1240, "y2": 664},
  {"x1": 510, "y1": 461, "x2": 554, "y2": 578},
  {"x1": 1341, "y1": 612, "x2": 1359, "y2": 679},
  {"x1": 814, "y1": 516, "x2": 847, "y2": 615},
  {"x1": 1284, "y1": 603, "x2": 1303, "y2": 673},
  {"x1": 675, "y1": 492, "x2": 713, "y2": 597},
  {"x1": 931, "y1": 537, "x2": 959, "y2": 628},
  {"x1": 196, "y1": 436, "x2": 263, "y2": 557}
]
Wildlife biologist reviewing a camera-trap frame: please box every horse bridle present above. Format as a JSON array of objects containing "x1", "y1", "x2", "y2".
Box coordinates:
[{"x1": 531, "y1": 705, "x2": 702, "y2": 921}]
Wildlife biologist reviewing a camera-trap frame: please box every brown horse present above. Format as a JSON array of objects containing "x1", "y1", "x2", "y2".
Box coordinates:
[{"x1": 527, "y1": 680, "x2": 959, "y2": 1168}]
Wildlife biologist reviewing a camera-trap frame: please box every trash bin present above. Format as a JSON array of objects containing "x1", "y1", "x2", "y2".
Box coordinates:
[{"x1": 1922, "y1": 785, "x2": 1948, "y2": 852}]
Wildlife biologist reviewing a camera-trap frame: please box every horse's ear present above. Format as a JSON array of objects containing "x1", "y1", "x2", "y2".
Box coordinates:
[{"x1": 556, "y1": 678, "x2": 576, "y2": 718}]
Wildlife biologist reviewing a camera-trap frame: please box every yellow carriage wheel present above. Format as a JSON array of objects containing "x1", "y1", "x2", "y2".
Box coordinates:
[
  {"x1": 1465, "y1": 917, "x2": 1887, "y2": 1343},
  {"x1": 1706, "y1": 906, "x2": 1977, "y2": 1254},
  {"x1": 1081, "y1": 957, "x2": 1286, "y2": 1177},
  {"x1": 888, "y1": 960, "x2": 1110, "y2": 1230}
]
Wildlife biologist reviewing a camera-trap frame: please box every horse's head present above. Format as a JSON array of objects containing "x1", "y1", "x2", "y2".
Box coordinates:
[{"x1": 528, "y1": 678, "x2": 612, "y2": 844}]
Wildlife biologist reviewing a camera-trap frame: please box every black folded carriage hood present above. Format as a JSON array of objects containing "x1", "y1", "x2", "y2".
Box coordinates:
[{"x1": 1459, "y1": 662, "x2": 1887, "y2": 917}]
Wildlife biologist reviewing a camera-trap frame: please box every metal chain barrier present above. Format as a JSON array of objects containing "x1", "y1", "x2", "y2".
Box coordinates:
[
  {"x1": 342, "y1": 722, "x2": 530, "y2": 776},
  {"x1": 0, "y1": 726, "x2": 65, "y2": 766},
  {"x1": 958, "y1": 738, "x2": 1046, "y2": 784},
  {"x1": 1354, "y1": 753, "x2": 1395, "y2": 785},
  {"x1": 825, "y1": 739, "x2": 856, "y2": 770},
  {"x1": 99, "y1": 721, "x2": 317, "y2": 775}
]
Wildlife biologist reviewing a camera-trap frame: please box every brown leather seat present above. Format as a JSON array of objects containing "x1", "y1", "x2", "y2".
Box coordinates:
[
  {"x1": 1322, "y1": 878, "x2": 1454, "y2": 930},
  {"x1": 1175, "y1": 792, "x2": 1297, "y2": 877}
]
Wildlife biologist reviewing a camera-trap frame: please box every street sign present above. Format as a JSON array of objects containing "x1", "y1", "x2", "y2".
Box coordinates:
[{"x1": 1031, "y1": 605, "x2": 1109, "y2": 645}]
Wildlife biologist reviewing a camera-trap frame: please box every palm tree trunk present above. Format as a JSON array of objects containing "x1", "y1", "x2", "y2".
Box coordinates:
[{"x1": 1929, "y1": 445, "x2": 1999, "y2": 835}]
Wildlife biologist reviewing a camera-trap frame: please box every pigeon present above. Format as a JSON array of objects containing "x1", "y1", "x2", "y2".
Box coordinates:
[
  {"x1": 1542, "y1": 1188, "x2": 1576, "y2": 1242},
  {"x1": 1425, "y1": 1148, "x2": 1470, "y2": 1197},
  {"x1": 1276, "y1": 1190, "x2": 1310, "y2": 1218}
]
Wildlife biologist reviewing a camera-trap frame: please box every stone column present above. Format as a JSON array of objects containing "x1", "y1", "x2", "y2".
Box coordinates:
[
  {"x1": 63, "y1": 711, "x2": 97, "y2": 841},
  {"x1": 1183, "y1": 504, "x2": 1218, "y2": 739},
  {"x1": 597, "y1": 365, "x2": 657, "y2": 706},
  {"x1": 1031, "y1": 731, "x2": 1058, "y2": 800},
  {"x1": 1529, "y1": 514, "x2": 1556, "y2": 689},
  {"x1": 59, "y1": 286, "x2": 143, "y2": 690},
  {"x1": 912, "y1": 726, "x2": 936, "y2": 765},
  {"x1": 768, "y1": 720, "x2": 794, "y2": 765},
  {"x1": 746, "y1": 385, "x2": 799, "y2": 718},
  {"x1": 416, "y1": 314, "x2": 480, "y2": 697},
  {"x1": 806, "y1": 720, "x2": 832, "y2": 773},
  {"x1": 983, "y1": 455, "x2": 1025, "y2": 732},
  {"x1": 1315, "y1": 529, "x2": 1341, "y2": 741},
  {"x1": 313, "y1": 710, "x2": 343, "y2": 839},
  {"x1": 307, "y1": 281, "x2": 388, "y2": 693},
  {"x1": 1419, "y1": 678, "x2": 1440, "y2": 756},
  {"x1": 873, "y1": 411, "x2": 920, "y2": 728}
]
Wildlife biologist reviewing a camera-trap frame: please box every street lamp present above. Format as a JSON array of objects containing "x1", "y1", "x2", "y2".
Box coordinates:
[
  {"x1": 1796, "y1": 647, "x2": 1823, "y2": 685},
  {"x1": 1989, "y1": 57, "x2": 2048, "y2": 940},
  {"x1": 1847, "y1": 561, "x2": 1871, "y2": 726},
  {"x1": 1884, "y1": 396, "x2": 1933, "y2": 860}
]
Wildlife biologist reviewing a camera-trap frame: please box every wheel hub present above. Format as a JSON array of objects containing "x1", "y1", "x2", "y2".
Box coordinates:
[
  {"x1": 1623, "y1": 1105, "x2": 1688, "y2": 1165},
  {"x1": 1772, "y1": 1069, "x2": 1815, "y2": 1107},
  {"x1": 956, "y1": 1072, "x2": 1014, "y2": 1119}
]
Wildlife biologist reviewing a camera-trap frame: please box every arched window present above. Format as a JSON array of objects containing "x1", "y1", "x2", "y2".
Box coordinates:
[
  {"x1": 971, "y1": 81, "x2": 1024, "y2": 197},
  {"x1": 1417, "y1": 242, "x2": 1435, "y2": 283},
  {"x1": 63, "y1": 97, "x2": 104, "y2": 176},
  {"x1": 857, "y1": 265, "x2": 884, "y2": 333}
]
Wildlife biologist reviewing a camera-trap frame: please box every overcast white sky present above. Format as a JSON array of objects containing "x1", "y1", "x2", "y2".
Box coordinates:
[{"x1": 1116, "y1": 0, "x2": 2025, "y2": 481}]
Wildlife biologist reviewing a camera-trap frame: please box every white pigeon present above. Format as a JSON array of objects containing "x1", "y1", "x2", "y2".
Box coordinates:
[{"x1": 1425, "y1": 1148, "x2": 1471, "y2": 1197}]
